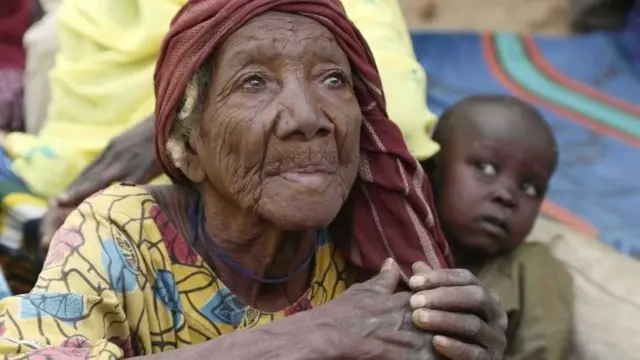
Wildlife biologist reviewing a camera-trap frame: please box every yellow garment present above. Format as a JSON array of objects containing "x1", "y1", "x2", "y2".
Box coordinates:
[
  {"x1": 343, "y1": 0, "x2": 439, "y2": 160},
  {"x1": 5, "y1": 0, "x2": 186, "y2": 198},
  {"x1": 6, "y1": 0, "x2": 437, "y2": 199},
  {"x1": 0, "y1": 185, "x2": 352, "y2": 358}
]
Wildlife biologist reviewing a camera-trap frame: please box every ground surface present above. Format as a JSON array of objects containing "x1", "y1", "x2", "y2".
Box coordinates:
[{"x1": 400, "y1": 0, "x2": 570, "y2": 34}]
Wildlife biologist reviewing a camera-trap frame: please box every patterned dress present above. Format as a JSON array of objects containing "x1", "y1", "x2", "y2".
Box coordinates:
[{"x1": 0, "y1": 185, "x2": 353, "y2": 359}]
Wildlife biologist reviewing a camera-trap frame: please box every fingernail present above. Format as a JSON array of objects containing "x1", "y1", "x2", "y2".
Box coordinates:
[
  {"x1": 412, "y1": 261, "x2": 433, "y2": 272},
  {"x1": 381, "y1": 258, "x2": 396, "y2": 272},
  {"x1": 434, "y1": 335, "x2": 450, "y2": 347},
  {"x1": 414, "y1": 309, "x2": 430, "y2": 324},
  {"x1": 411, "y1": 261, "x2": 423, "y2": 272},
  {"x1": 409, "y1": 275, "x2": 426, "y2": 288},
  {"x1": 410, "y1": 294, "x2": 427, "y2": 308}
]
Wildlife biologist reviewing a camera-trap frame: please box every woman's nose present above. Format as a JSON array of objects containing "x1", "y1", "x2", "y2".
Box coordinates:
[{"x1": 274, "y1": 83, "x2": 334, "y2": 141}]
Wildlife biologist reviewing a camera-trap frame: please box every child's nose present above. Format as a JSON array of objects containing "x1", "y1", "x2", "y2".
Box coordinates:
[{"x1": 493, "y1": 183, "x2": 517, "y2": 209}]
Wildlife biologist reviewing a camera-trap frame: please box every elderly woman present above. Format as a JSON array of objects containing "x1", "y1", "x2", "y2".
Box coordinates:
[{"x1": 0, "y1": 0, "x2": 507, "y2": 359}]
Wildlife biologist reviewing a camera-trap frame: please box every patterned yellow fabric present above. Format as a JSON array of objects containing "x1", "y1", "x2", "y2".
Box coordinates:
[{"x1": 0, "y1": 185, "x2": 353, "y2": 358}]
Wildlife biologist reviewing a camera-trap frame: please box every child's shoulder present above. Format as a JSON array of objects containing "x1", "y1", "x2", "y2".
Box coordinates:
[
  {"x1": 508, "y1": 242, "x2": 573, "y2": 295},
  {"x1": 478, "y1": 242, "x2": 573, "y2": 322},
  {"x1": 506, "y1": 242, "x2": 570, "y2": 279},
  {"x1": 480, "y1": 242, "x2": 558, "y2": 273},
  {"x1": 478, "y1": 242, "x2": 572, "y2": 292},
  {"x1": 511, "y1": 242, "x2": 557, "y2": 264}
]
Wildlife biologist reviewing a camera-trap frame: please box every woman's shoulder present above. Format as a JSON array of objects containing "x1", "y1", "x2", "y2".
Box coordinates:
[
  {"x1": 46, "y1": 183, "x2": 192, "y2": 282},
  {"x1": 82, "y1": 183, "x2": 192, "y2": 219},
  {"x1": 73, "y1": 184, "x2": 176, "y2": 243},
  {"x1": 75, "y1": 183, "x2": 191, "y2": 250},
  {"x1": 83, "y1": 183, "x2": 158, "y2": 213}
]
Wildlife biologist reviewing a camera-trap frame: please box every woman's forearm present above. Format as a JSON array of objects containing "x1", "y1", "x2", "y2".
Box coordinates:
[{"x1": 129, "y1": 312, "x2": 332, "y2": 360}]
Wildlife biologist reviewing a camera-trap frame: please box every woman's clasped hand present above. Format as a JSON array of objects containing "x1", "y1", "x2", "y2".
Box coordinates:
[{"x1": 301, "y1": 259, "x2": 507, "y2": 360}]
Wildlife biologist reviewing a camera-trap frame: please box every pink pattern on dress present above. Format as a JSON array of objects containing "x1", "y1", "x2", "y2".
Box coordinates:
[
  {"x1": 60, "y1": 335, "x2": 92, "y2": 349},
  {"x1": 150, "y1": 205, "x2": 198, "y2": 265},
  {"x1": 283, "y1": 296, "x2": 314, "y2": 317},
  {"x1": 108, "y1": 336, "x2": 136, "y2": 358},
  {"x1": 44, "y1": 228, "x2": 85, "y2": 268},
  {"x1": 19, "y1": 347, "x2": 89, "y2": 360}
]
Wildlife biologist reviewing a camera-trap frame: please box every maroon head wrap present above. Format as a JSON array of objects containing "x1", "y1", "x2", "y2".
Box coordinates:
[{"x1": 154, "y1": 0, "x2": 453, "y2": 275}]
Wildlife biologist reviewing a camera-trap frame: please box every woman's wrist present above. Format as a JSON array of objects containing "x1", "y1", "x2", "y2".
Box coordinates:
[
  {"x1": 250, "y1": 310, "x2": 341, "y2": 360},
  {"x1": 201, "y1": 310, "x2": 339, "y2": 360},
  {"x1": 130, "y1": 311, "x2": 333, "y2": 360}
]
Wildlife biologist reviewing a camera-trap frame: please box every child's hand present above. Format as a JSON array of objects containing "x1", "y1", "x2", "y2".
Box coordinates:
[{"x1": 408, "y1": 262, "x2": 508, "y2": 360}]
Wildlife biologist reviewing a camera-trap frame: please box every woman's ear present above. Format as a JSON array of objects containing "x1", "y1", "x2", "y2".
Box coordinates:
[{"x1": 181, "y1": 131, "x2": 206, "y2": 184}]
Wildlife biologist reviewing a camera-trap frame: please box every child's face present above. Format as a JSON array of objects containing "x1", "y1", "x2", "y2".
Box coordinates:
[{"x1": 433, "y1": 112, "x2": 556, "y2": 257}]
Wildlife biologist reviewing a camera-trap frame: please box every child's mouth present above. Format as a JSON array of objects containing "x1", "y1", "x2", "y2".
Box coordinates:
[{"x1": 476, "y1": 215, "x2": 509, "y2": 238}]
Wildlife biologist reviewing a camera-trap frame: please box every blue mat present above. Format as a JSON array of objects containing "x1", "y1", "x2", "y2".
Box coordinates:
[{"x1": 410, "y1": 30, "x2": 640, "y2": 259}]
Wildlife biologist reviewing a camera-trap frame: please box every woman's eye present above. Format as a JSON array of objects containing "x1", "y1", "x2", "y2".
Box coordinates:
[
  {"x1": 241, "y1": 74, "x2": 266, "y2": 89},
  {"x1": 522, "y1": 183, "x2": 539, "y2": 198},
  {"x1": 323, "y1": 72, "x2": 347, "y2": 88},
  {"x1": 478, "y1": 162, "x2": 497, "y2": 177}
]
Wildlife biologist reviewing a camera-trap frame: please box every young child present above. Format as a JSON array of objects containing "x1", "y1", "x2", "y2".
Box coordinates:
[{"x1": 424, "y1": 95, "x2": 573, "y2": 360}]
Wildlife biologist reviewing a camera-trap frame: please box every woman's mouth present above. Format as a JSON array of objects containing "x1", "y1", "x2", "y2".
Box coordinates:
[{"x1": 278, "y1": 166, "x2": 336, "y2": 188}]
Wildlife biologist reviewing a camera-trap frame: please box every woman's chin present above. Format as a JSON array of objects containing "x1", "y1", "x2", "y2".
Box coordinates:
[
  {"x1": 257, "y1": 179, "x2": 347, "y2": 230},
  {"x1": 268, "y1": 210, "x2": 336, "y2": 230}
]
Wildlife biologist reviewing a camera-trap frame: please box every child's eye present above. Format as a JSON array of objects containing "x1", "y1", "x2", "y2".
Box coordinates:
[
  {"x1": 478, "y1": 162, "x2": 497, "y2": 177},
  {"x1": 522, "y1": 183, "x2": 539, "y2": 198}
]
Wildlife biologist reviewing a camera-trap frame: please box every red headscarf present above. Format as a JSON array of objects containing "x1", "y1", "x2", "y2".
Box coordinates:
[{"x1": 154, "y1": 0, "x2": 453, "y2": 275}]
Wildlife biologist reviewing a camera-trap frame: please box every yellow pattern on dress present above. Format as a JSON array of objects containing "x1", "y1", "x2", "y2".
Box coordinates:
[{"x1": 0, "y1": 185, "x2": 352, "y2": 358}]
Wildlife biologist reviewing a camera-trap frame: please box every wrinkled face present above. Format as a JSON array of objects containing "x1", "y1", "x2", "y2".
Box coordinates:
[
  {"x1": 186, "y1": 12, "x2": 362, "y2": 230},
  {"x1": 433, "y1": 106, "x2": 556, "y2": 256}
]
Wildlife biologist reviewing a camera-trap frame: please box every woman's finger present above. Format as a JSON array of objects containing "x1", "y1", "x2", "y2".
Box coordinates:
[
  {"x1": 411, "y1": 261, "x2": 433, "y2": 275},
  {"x1": 432, "y1": 335, "x2": 492, "y2": 360},
  {"x1": 409, "y1": 268, "x2": 479, "y2": 291},
  {"x1": 366, "y1": 258, "x2": 402, "y2": 295},
  {"x1": 409, "y1": 285, "x2": 500, "y2": 319},
  {"x1": 412, "y1": 309, "x2": 503, "y2": 351},
  {"x1": 410, "y1": 286, "x2": 508, "y2": 333}
]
